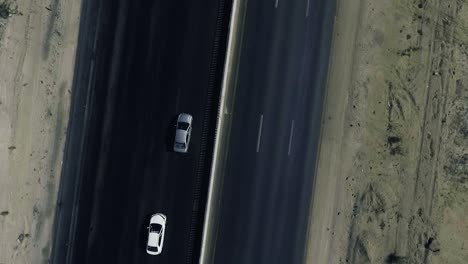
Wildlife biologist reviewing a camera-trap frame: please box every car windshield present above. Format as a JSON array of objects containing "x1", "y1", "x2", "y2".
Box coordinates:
[
  {"x1": 150, "y1": 223, "x2": 162, "y2": 232},
  {"x1": 177, "y1": 122, "x2": 189, "y2": 130}
]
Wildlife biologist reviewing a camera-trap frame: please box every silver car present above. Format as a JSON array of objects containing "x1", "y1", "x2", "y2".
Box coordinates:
[
  {"x1": 174, "y1": 113, "x2": 193, "y2": 153},
  {"x1": 146, "y1": 213, "x2": 167, "y2": 255}
]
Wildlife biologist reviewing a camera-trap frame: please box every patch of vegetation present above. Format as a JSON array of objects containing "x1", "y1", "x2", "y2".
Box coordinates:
[
  {"x1": 385, "y1": 253, "x2": 406, "y2": 263},
  {"x1": 0, "y1": 1, "x2": 18, "y2": 19},
  {"x1": 351, "y1": 238, "x2": 371, "y2": 264},
  {"x1": 360, "y1": 185, "x2": 386, "y2": 215},
  {"x1": 386, "y1": 135, "x2": 403, "y2": 155},
  {"x1": 396, "y1": 46, "x2": 421, "y2": 57},
  {"x1": 444, "y1": 152, "x2": 468, "y2": 183},
  {"x1": 424, "y1": 237, "x2": 441, "y2": 253},
  {"x1": 453, "y1": 106, "x2": 468, "y2": 139}
]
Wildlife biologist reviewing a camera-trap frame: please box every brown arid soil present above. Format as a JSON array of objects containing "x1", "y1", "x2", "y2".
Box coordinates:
[
  {"x1": 305, "y1": 0, "x2": 468, "y2": 263},
  {"x1": 0, "y1": 0, "x2": 81, "y2": 263}
]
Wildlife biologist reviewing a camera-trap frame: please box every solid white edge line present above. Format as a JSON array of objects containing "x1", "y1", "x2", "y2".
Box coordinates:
[
  {"x1": 275, "y1": 0, "x2": 279, "y2": 8},
  {"x1": 256, "y1": 114, "x2": 264, "y2": 152}
]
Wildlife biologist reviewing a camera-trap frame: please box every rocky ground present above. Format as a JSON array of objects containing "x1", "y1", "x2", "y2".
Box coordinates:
[
  {"x1": 0, "y1": 0, "x2": 81, "y2": 263},
  {"x1": 306, "y1": 0, "x2": 468, "y2": 263}
]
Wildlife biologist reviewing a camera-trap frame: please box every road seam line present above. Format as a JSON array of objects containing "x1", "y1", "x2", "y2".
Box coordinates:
[
  {"x1": 256, "y1": 114, "x2": 264, "y2": 153},
  {"x1": 288, "y1": 119, "x2": 294, "y2": 156}
]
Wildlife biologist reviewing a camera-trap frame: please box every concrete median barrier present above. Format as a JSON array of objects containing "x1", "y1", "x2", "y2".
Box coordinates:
[{"x1": 199, "y1": 0, "x2": 248, "y2": 263}]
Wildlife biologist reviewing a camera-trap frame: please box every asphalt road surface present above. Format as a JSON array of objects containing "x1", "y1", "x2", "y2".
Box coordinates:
[
  {"x1": 211, "y1": 0, "x2": 336, "y2": 263},
  {"x1": 51, "y1": 0, "x2": 231, "y2": 263}
]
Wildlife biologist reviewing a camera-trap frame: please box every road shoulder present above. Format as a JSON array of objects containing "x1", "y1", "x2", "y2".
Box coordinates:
[
  {"x1": 306, "y1": 0, "x2": 468, "y2": 263},
  {"x1": 303, "y1": 0, "x2": 362, "y2": 263},
  {"x1": 0, "y1": 0, "x2": 81, "y2": 263}
]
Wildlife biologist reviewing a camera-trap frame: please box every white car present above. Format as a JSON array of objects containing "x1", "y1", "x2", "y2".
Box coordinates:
[
  {"x1": 174, "y1": 113, "x2": 193, "y2": 153},
  {"x1": 146, "y1": 213, "x2": 167, "y2": 255}
]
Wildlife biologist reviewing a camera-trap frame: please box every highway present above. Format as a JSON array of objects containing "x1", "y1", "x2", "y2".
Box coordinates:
[
  {"x1": 51, "y1": 0, "x2": 232, "y2": 263},
  {"x1": 210, "y1": 0, "x2": 336, "y2": 263}
]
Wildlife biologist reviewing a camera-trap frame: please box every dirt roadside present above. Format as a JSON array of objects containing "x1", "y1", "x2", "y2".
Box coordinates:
[
  {"x1": 0, "y1": 0, "x2": 81, "y2": 263},
  {"x1": 305, "y1": 0, "x2": 468, "y2": 263}
]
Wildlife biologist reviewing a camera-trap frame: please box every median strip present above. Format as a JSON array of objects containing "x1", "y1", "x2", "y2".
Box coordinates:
[{"x1": 199, "y1": 0, "x2": 248, "y2": 263}]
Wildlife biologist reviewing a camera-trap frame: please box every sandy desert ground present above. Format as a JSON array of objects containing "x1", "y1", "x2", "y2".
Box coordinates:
[
  {"x1": 306, "y1": 0, "x2": 468, "y2": 263},
  {"x1": 0, "y1": 0, "x2": 81, "y2": 263}
]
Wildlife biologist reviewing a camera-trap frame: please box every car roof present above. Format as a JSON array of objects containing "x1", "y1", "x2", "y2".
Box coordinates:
[
  {"x1": 148, "y1": 232, "x2": 160, "y2": 247},
  {"x1": 175, "y1": 129, "x2": 188, "y2": 144}
]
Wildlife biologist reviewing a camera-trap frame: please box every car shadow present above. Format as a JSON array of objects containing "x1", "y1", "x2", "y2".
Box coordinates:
[
  {"x1": 165, "y1": 116, "x2": 177, "y2": 152},
  {"x1": 139, "y1": 213, "x2": 153, "y2": 250}
]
